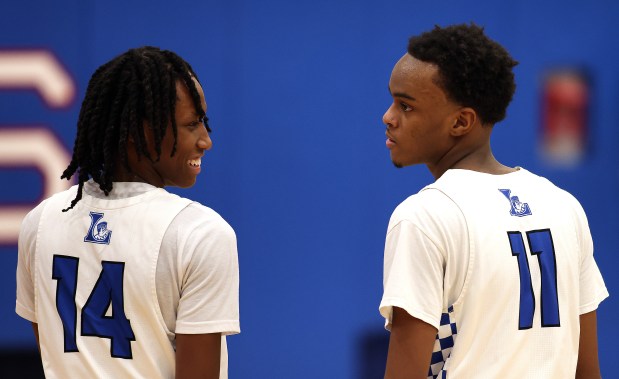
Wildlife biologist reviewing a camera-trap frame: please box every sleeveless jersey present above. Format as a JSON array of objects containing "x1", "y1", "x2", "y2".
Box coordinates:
[
  {"x1": 380, "y1": 168, "x2": 608, "y2": 378},
  {"x1": 34, "y1": 185, "x2": 191, "y2": 378}
]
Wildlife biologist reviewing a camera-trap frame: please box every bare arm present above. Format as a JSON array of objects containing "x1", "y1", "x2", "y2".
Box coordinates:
[
  {"x1": 384, "y1": 307, "x2": 438, "y2": 379},
  {"x1": 576, "y1": 310, "x2": 601, "y2": 379},
  {"x1": 175, "y1": 333, "x2": 221, "y2": 379}
]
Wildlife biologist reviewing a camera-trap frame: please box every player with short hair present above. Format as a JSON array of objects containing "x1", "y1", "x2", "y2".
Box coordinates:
[
  {"x1": 16, "y1": 46, "x2": 239, "y2": 378},
  {"x1": 379, "y1": 24, "x2": 607, "y2": 378}
]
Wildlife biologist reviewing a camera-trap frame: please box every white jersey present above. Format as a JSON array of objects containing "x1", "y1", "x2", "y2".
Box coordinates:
[
  {"x1": 16, "y1": 182, "x2": 240, "y2": 378},
  {"x1": 380, "y1": 168, "x2": 608, "y2": 378}
]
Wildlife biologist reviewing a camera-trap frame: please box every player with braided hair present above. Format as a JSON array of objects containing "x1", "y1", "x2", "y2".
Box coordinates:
[
  {"x1": 379, "y1": 24, "x2": 607, "y2": 378},
  {"x1": 16, "y1": 47, "x2": 239, "y2": 378},
  {"x1": 61, "y1": 46, "x2": 208, "y2": 211}
]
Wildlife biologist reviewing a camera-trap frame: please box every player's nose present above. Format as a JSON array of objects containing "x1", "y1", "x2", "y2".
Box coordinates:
[
  {"x1": 383, "y1": 104, "x2": 396, "y2": 128},
  {"x1": 198, "y1": 129, "x2": 212, "y2": 151}
]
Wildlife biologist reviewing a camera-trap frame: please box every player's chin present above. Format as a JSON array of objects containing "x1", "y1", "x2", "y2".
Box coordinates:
[
  {"x1": 390, "y1": 152, "x2": 416, "y2": 169},
  {"x1": 181, "y1": 178, "x2": 198, "y2": 188},
  {"x1": 171, "y1": 176, "x2": 198, "y2": 189},
  {"x1": 390, "y1": 154, "x2": 406, "y2": 169}
]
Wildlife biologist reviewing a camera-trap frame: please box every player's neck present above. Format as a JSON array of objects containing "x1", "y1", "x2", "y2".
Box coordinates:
[{"x1": 428, "y1": 140, "x2": 516, "y2": 180}]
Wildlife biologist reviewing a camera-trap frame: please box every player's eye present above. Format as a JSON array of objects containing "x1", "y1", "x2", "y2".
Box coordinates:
[{"x1": 400, "y1": 102, "x2": 412, "y2": 112}]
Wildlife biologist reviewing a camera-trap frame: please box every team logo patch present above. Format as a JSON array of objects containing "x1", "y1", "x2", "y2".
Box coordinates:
[
  {"x1": 499, "y1": 189, "x2": 532, "y2": 217},
  {"x1": 84, "y1": 211, "x2": 112, "y2": 244}
]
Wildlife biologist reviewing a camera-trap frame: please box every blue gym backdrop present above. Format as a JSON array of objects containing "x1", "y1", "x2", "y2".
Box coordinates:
[{"x1": 1, "y1": 1, "x2": 617, "y2": 378}]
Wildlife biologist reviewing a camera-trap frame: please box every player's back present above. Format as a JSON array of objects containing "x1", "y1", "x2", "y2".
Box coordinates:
[
  {"x1": 33, "y1": 185, "x2": 191, "y2": 378},
  {"x1": 423, "y1": 168, "x2": 605, "y2": 378}
]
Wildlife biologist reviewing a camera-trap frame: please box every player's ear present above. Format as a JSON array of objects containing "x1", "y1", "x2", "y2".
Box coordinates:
[{"x1": 450, "y1": 107, "x2": 477, "y2": 137}]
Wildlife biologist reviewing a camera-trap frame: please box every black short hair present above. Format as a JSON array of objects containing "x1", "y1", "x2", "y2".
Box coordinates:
[
  {"x1": 408, "y1": 23, "x2": 518, "y2": 125},
  {"x1": 61, "y1": 46, "x2": 208, "y2": 211}
]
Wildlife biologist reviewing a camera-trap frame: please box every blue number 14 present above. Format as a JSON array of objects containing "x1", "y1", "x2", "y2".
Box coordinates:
[
  {"x1": 52, "y1": 255, "x2": 135, "y2": 359},
  {"x1": 507, "y1": 229, "x2": 560, "y2": 330}
]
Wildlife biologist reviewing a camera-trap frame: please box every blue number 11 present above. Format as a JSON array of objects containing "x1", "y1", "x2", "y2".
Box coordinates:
[{"x1": 507, "y1": 229, "x2": 560, "y2": 329}]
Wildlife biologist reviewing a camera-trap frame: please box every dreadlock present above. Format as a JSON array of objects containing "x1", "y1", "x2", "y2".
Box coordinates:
[{"x1": 61, "y1": 46, "x2": 208, "y2": 211}]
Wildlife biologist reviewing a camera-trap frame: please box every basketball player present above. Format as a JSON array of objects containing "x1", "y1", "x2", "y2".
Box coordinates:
[
  {"x1": 379, "y1": 24, "x2": 608, "y2": 378},
  {"x1": 16, "y1": 47, "x2": 239, "y2": 378}
]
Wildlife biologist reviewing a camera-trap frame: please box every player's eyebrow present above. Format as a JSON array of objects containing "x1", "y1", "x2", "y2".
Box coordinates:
[{"x1": 388, "y1": 86, "x2": 416, "y2": 101}]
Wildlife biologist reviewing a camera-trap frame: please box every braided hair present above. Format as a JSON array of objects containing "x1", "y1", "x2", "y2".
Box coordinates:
[{"x1": 61, "y1": 46, "x2": 208, "y2": 211}]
